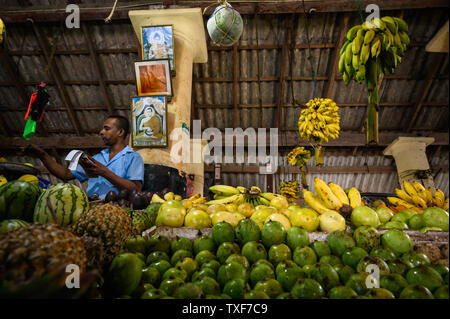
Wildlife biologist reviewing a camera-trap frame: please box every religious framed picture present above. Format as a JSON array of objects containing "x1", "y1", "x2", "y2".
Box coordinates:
[
  {"x1": 134, "y1": 59, "x2": 172, "y2": 97},
  {"x1": 141, "y1": 25, "x2": 175, "y2": 75},
  {"x1": 131, "y1": 96, "x2": 168, "y2": 148}
]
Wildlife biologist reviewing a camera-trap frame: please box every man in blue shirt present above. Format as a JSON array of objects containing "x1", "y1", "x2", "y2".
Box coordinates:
[{"x1": 26, "y1": 115, "x2": 144, "y2": 199}]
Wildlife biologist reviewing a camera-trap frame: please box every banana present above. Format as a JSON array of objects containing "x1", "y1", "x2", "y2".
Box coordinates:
[
  {"x1": 411, "y1": 195, "x2": 427, "y2": 209},
  {"x1": 434, "y1": 189, "x2": 445, "y2": 208},
  {"x1": 328, "y1": 183, "x2": 350, "y2": 205},
  {"x1": 188, "y1": 193, "x2": 201, "y2": 201},
  {"x1": 352, "y1": 53, "x2": 360, "y2": 70},
  {"x1": 381, "y1": 16, "x2": 398, "y2": 35},
  {"x1": 371, "y1": 36, "x2": 381, "y2": 58},
  {"x1": 444, "y1": 197, "x2": 449, "y2": 211},
  {"x1": 303, "y1": 189, "x2": 335, "y2": 215},
  {"x1": 403, "y1": 181, "x2": 418, "y2": 198},
  {"x1": 363, "y1": 29, "x2": 375, "y2": 45},
  {"x1": 360, "y1": 44, "x2": 370, "y2": 65},
  {"x1": 346, "y1": 25, "x2": 362, "y2": 41},
  {"x1": 340, "y1": 40, "x2": 351, "y2": 55},
  {"x1": 260, "y1": 192, "x2": 276, "y2": 201},
  {"x1": 393, "y1": 32, "x2": 403, "y2": 49},
  {"x1": 352, "y1": 29, "x2": 365, "y2": 54},
  {"x1": 371, "y1": 17, "x2": 386, "y2": 31},
  {"x1": 192, "y1": 197, "x2": 207, "y2": 204},
  {"x1": 393, "y1": 17, "x2": 408, "y2": 32},
  {"x1": 338, "y1": 54, "x2": 345, "y2": 74},
  {"x1": 387, "y1": 196, "x2": 416, "y2": 209},
  {"x1": 257, "y1": 196, "x2": 270, "y2": 206},
  {"x1": 412, "y1": 182, "x2": 428, "y2": 202},
  {"x1": 425, "y1": 188, "x2": 434, "y2": 205},
  {"x1": 343, "y1": 72, "x2": 350, "y2": 85},
  {"x1": 209, "y1": 185, "x2": 240, "y2": 196},
  {"x1": 345, "y1": 42, "x2": 353, "y2": 65},
  {"x1": 347, "y1": 187, "x2": 362, "y2": 209},
  {"x1": 395, "y1": 188, "x2": 414, "y2": 203},
  {"x1": 398, "y1": 31, "x2": 410, "y2": 47},
  {"x1": 314, "y1": 178, "x2": 343, "y2": 210},
  {"x1": 206, "y1": 194, "x2": 241, "y2": 205}
]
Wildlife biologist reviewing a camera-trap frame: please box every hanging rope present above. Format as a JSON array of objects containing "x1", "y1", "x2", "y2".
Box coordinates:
[
  {"x1": 104, "y1": 0, "x2": 119, "y2": 23},
  {"x1": 289, "y1": 13, "x2": 301, "y2": 145},
  {"x1": 254, "y1": 10, "x2": 264, "y2": 128},
  {"x1": 356, "y1": 0, "x2": 365, "y2": 24},
  {"x1": 301, "y1": 0, "x2": 316, "y2": 99}
]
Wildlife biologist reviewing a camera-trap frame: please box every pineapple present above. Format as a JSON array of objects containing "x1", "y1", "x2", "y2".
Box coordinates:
[
  {"x1": 0, "y1": 223, "x2": 88, "y2": 296},
  {"x1": 71, "y1": 203, "x2": 133, "y2": 264}
]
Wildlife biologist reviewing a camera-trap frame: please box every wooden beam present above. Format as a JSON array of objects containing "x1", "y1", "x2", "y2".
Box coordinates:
[
  {"x1": 205, "y1": 164, "x2": 449, "y2": 174},
  {"x1": 81, "y1": 23, "x2": 114, "y2": 115},
  {"x1": 1, "y1": 132, "x2": 448, "y2": 150},
  {"x1": 326, "y1": 13, "x2": 349, "y2": 98},
  {"x1": 277, "y1": 17, "x2": 293, "y2": 128},
  {"x1": 407, "y1": 53, "x2": 446, "y2": 132},
  {"x1": 233, "y1": 43, "x2": 239, "y2": 127},
  {"x1": 3, "y1": 0, "x2": 446, "y2": 23},
  {"x1": 30, "y1": 22, "x2": 83, "y2": 136},
  {"x1": 0, "y1": 49, "x2": 29, "y2": 105}
]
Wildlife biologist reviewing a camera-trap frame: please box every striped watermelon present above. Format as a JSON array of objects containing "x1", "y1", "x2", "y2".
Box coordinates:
[
  {"x1": 0, "y1": 180, "x2": 42, "y2": 222},
  {"x1": 34, "y1": 183, "x2": 89, "y2": 227},
  {"x1": 0, "y1": 219, "x2": 30, "y2": 235}
]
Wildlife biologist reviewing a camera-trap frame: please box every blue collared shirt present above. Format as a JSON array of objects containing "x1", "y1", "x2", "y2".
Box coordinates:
[{"x1": 71, "y1": 146, "x2": 144, "y2": 199}]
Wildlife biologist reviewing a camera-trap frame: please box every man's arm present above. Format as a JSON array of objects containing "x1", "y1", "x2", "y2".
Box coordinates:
[
  {"x1": 26, "y1": 145, "x2": 75, "y2": 181},
  {"x1": 80, "y1": 156, "x2": 142, "y2": 192}
]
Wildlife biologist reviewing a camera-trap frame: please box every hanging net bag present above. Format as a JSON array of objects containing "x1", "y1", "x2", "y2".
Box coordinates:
[{"x1": 205, "y1": 0, "x2": 243, "y2": 46}]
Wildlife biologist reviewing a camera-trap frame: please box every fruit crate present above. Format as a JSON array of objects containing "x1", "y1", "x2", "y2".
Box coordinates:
[{"x1": 142, "y1": 226, "x2": 449, "y2": 248}]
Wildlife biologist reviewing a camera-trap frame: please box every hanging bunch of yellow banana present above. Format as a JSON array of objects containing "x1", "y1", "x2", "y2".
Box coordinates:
[
  {"x1": 279, "y1": 180, "x2": 301, "y2": 203},
  {"x1": 339, "y1": 16, "x2": 410, "y2": 144},
  {"x1": 0, "y1": 18, "x2": 5, "y2": 45},
  {"x1": 387, "y1": 181, "x2": 449, "y2": 212},
  {"x1": 286, "y1": 146, "x2": 311, "y2": 188},
  {"x1": 297, "y1": 98, "x2": 340, "y2": 166}
]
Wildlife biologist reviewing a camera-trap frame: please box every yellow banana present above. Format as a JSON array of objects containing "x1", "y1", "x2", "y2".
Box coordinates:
[
  {"x1": 412, "y1": 182, "x2": 428, "y2": 202},
  {"x1": 328, "y1": 183, "x2": 350, "y2": 205},
  {"x1": 398, "y1": 31, "x2": 410, "y2": 47},
  {"x1": 348, "y1": 187, "x2": 362, "y2": 209},
  {"x1": 363, "y1": 29, "x2": 375, "y2": 45},
  {"x1": 303, "y1": 189, "x2": 335, "y2": 215},
  {"x1": 360, "y1": 44, "x2": 370, "y2": 65},
  {"x1": 387, "y1": 196, "x2": 416, "y2": 209},
  {"x1": 209, "y1": 185, "x2": 240, "y2": 196},
  {"x1": 393, "y1": 17, "x2": 408, "y2": 32},
  {"x1": 434, "y1": 189, "x2": 445, "y2": 208},
  {"x1": 352, "y1": 53, "x2": 360, "y2": 70},
  {"x1": 411, "y1": 195, "x2": 427, "y2": 209},
  {"x1": 381, "y1": 16, "x2": 398, "y2": 35},
  {"x1": 257, "y1": 196, "x2": 270, "y2": 206},
  {"x1": 403, "y1": 181, "x2": 418, "y2": 198},
  {"x1": 345, "y1": 42, "x2": 353, "y2": 65},
  {"x1": 371, "y1": 17, "x2": 386, "y2": 31},
  {"x1": 352, "y1": 29, "x2": 365, "y2": 54},
  {"x1": 314, "y1": 178, "x2": 343, "y2": 210},
  {"x1": 346, "y1": 25, "x2": 362, "y2": 41},
  {"x1": 425, "y1": 188, "x2": 434, "y2": 205},
  {"x1": 206, "y1": 194, "x2": 241, "y2": 205},
  {"x1": 395, "y1": 188, "x2": 414, "y2": 204},
  {"x1": 444, "y1": 197, "x2": 449, "y2": 211},
  {"x1": 371, "y1": 37, "x2": 381, "y2": 58}
]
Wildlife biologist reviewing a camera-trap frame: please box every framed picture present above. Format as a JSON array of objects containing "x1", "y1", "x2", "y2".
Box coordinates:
[
  {"x1": 141, "y1": 25, "x2": 175, "y2": 74},
  {"x1": 135, "y1": 59, "x2": 172, "y2": 97},
  {"x1": 131, "y1": 96, "x2": 168, "y2": 148}
]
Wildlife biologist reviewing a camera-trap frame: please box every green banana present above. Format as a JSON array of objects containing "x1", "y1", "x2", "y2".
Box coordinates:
[
  {"x1": 344, "y1": 42, "x2": 353, "y2": 64},
  {"x1": 363, "y1": 29, "x2": 376, "y2": 45},
  {"x1": 352, "y1": 53, "x2": 360, "y2": 70},
  {"x1": 393, "y1": 32, "x2": 403, "y2": 49},
  {"x1": 398, "y1": 31, "x2": 410, "y2": 46},
  {"x1": 372, "y1": 17, "x2": 386, "y2": 31},
  {"x1": 355, "y1": 64, "x2": 366, "y2": 83},
  {"x1": 371, "y1": 36, "x2": 381, "y2": 58},
  {"x1": 394, "y1": 17, "x2": 408, "y2": 32},
  {"x1": 352, "y1": 29, "x2": 365, "y2": 54},
  {"x1": 346, "y1": 25, "x2": 362, "y2": 41},
  {"x1": 343, "y1": 72, "x2": 350, "y2": 85},
  {"x1": 360, "y1": 44, "x2": 370, "y2": 65},
  {"x1": 338, "y1": 54, "x2": 345, "y2": 74},
  {"x1": 381, "y1": 16, "x2": 398, "y2": 35},
  {"x1": 340, "y1": 40, "x2": 351, "y2": 55}
]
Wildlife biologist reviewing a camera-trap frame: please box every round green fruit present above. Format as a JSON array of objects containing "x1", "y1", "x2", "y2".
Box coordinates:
[
  {"x1": 381, "y1": 229, "x2": 413, "y2": 257},
  {"x1": 399, "y1": 284, "x2": 434, "y2": 299},
  {"x1": 408, "y1": 214, "x2": 424, "y2": 230},
  {"x1": 193, "y1": 235, "x2": 216, "y2": 255},
  {"x1": 387, "y1": 258, "x2": 414, "y2": 276},
  {"x1": 250, "y1": 264, "x2": 275, "y2": 287},
  {"x1": 105, "y1": 253, "x2": 145, "y2": 296},
  {"x1": 291, "y1": 278, "x2": 325, "y2": 299},
  {"x1": 211, "y1": 222, "x2": 235, "y2": 246},
  {"x1": 422, "y1": 207, "x2": 449, "y2": 231},
  {"x1": 159, "y1": 278, "x2": 184, "y2": 296},
  {"x1": 194, "y1": 250, "x2": 217, "y2": 267},
  {"x1": 254, "y1": 259, "x2": 274, "y2": 270},
  {"x1": 162, "y1": 267, "x2": 188, "y2": 282},
  {"x1": 342, "y1": 247, "x2": 369, "y2": 269},
  {"x1": 194, "y1": 277, "x2": 220, "y2": 295},
  {"x1": 170, "y1": 249, "x2": 193, "y2": 266},
  {"x1": 150, "y1": 259, "x2": 172, "y2": 276},
  {"x1": 261, "y1": 221, "x2": 286, "y2": 248},
  {"x1": 351, "y1": 206, "x2": 380, "y2": 227},
  {"x1": 241, "y1": 241, "x2": 267, "y2": 264},
  {"x1": 146, "y1": 234, "x2": 171, "y2": 255},
  {"x1": 141, "y1": 288, "x2": 167, "y2": 299},
  {"x1": 217, "y1": 261, "x2": 248, "y2": 288},
  {"x1": 235, "y1": 218, "x2": 261, "y2": 246},
  {"x1": 201, "y1": 260, "x2": 221, "y2": 274},
  {"x1": 223, "y1": 278, "x2": 250, "y2": 299},
  {"x1": 333, "y1": 264, "x2": 355, "y2": 284},
  {"x1": 253, "y1": 279, "x2": 283, "y2": 298},
  {"x1": 216, "y1": 242, "x2": 241, "y2": 264},
  {"x1": 356, "y1": 256, "x2": 390, "y2": 275},
  {"x1": 268, "y1": 243, "x2": 292, "y2": 266},
  {"x1": 380, "y1": 273, "x2": 409, "y2": 298},
  {"x1": 175, "y1": 257, "x2": 198, "y2": 278},
  {"x1": 275, "y1": 260, "x2": 297, "y2": 277},
  {"x1": 432, "y1": 265, "x2": 449, "y2": 279},
  {"x1": 370, "y1": 246, "x2": 397, "y2": 262},
  {"x1": 146, "y1": 251, "x2": 169, "y2": 265},
  {"x1": 141, "y1": 266, "x2": 161, "y2": 287},
  {"x1": 365, "y1": 288, "x2": 395, "y2": 299},
  {"x1": 319, "y1": 255, "x2": 342, "y2": 267},
  {"x1": 126, "y1": 236, "x2": 146, "y2": 254},
  {"x1": 171, "y1": 237, "x2": 192, "y2": 254},
  {"x1": 376, "y1": 207, "x2": 393, "y2": 224},
  {"x1": 328, "y1": 286, "x2": 358, "y2": 299},
  {"x1": 311, "y1": 263, "x2": 340, "y2": 291},
  {"x1": 406, "y1": 266, "x2": 443, "y2": 292},
  {"x1": 191, "y1": 268, "x2": 216, "y2": 282},
  {"x1": 433, "y1": 285, "x2": 449, "y2": 299},
  {"x1": 310, "y1": 241, "x2": 331, "y2": 258},
  {"x1": 225, "y1": 254, "x2": 250, "y2": 270},
  {"x1": 353, "y1": 226, "x2": 380, "y2": 252},
  {"x1": 400, "y1": 251, "x2": 430, "y2": 268},
  {"x1": 276, "y1": 265, "x2": 305, "y2": 291},
  {"x1": 345, "y1": 272, "x2": 370, "y2": 295},
  {"x1": 293, "y1": 246, "x2": 317, "y2": 267},
  {"x1": 286, "y1": 226, "x2": 310, "y2": 251},
  {"x1": 327, "y1": 230, "x2": 355, "y2": 257},
  {"x1": 244, "y1": 290, "x2": 270, "y2": 299},
  {"x1": 174, "y1": 282, "x2": 204, "y2": 299}
]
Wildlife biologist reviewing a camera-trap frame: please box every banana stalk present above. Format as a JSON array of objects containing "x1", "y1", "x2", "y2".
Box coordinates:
[
  {"x1": 314, "y1": 144, "x2": 324, "y2": 166},
  {"x1": 300, "y1": 165, "x2": 308, "y2": 189}
]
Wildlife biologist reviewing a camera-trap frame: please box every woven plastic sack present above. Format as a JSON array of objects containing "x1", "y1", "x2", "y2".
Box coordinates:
[{"x1": 206, "y1": 4, "x2": 243, "y2": 46}]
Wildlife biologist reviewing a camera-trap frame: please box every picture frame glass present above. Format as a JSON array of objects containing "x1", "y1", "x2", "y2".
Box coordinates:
[
  {"x1": 131, "y1": 96, "x2": 168, "y2": 147},
  {"x1": 142, "y1": 25, "x2": 175, "y2": 72},
  {"x1": 135, "y1": 59, "x2": 172, "y2": 97}
]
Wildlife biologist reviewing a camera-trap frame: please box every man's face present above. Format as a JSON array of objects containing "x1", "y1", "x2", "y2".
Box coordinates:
[{"x1": 100, "y1": 118, "x2": 122, "y2": 146}]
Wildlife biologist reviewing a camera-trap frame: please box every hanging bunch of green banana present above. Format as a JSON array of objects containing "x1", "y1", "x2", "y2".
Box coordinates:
[
  {"x1": 297, "y1": 98, "x2": 340, "y2": 167},
  {"x1": 286, "y1": 146, "x2": 311, "y2": 187},
  {"x1": 279, "y1": 180, "x2": 301, "y2": 203},
  {"x1": 338, "y1": 16, "x2": 410, "y2": 144}
]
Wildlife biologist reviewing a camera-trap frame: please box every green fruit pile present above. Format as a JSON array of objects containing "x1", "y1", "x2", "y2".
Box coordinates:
[{"x1": 103, "y1": 220, "x2": 448, "y2": 299}]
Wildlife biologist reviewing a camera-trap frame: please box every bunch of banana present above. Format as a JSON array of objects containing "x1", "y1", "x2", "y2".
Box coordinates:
[
  {"x1": 279, "y1": 180, "x2": 301, "y2": 202},
  {"x1": 206, "y1": 185, "x2": 271, "y2": 206},
  {"x1": 339, "y1": 16, "x2": 409, "y2": 85},
  {"x1": 286, "y1": 146, "x2": 311, "y2": 187},
  {"x1": 302, "y1": 178, "x2": 360, "y2": 218},
  {"x1": 298, "y1": 98, "x2": 340, "y2": 143},
  {"x1": 388, "y1": 181, "x2": 449, "y2": 211}
]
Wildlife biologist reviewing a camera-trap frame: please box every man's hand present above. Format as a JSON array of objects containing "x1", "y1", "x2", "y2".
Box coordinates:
[
  {"x1": 80, "y1": 154, "x2": 107, "y2": 178},
  {"x1": 24, "y1": 144, "x2": 47, "y2": 159}
]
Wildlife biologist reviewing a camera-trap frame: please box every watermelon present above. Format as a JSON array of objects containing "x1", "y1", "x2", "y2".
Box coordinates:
[
  {"x1": 0, "y1": 180, "x2": 42, "y2": 222},
  {"x1": 34, "y1": 183, "x2": 89, "y2": 227},
  {"x1": 0, "y1": 219, "x2": 30, "y2": 235}
]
